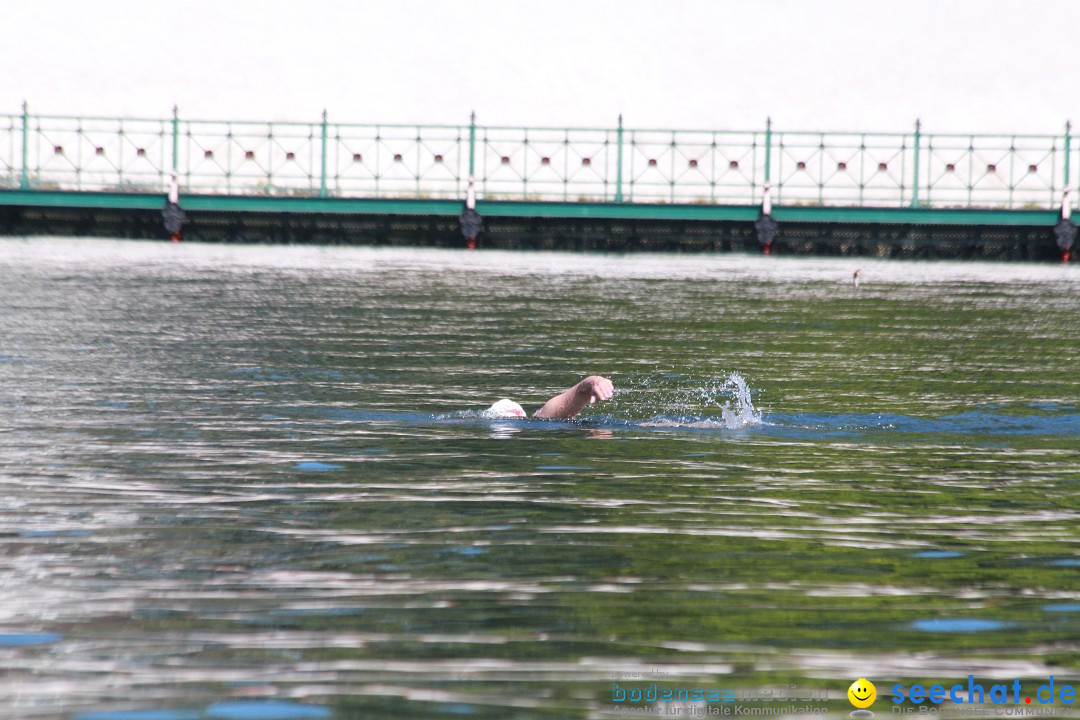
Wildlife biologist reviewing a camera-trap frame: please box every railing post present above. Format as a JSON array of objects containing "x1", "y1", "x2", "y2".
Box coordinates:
[
  {"x1": 19, "y1": 101, "x2": 29, "y2": 189},
  {"x1": 1064, "y1": 120, "x2": 1072, "y2": 200},
  {"x1": 468, "y1": 111, "x2": 476, "y2": 179},
  {"x1": 171, "y1": 104, "x2": 179, "y2": 174},
  {"x1": 319, "y1": 109, "x2": 328, "y2": 197},
  {"x1": 763, "y1": 117, "x2": 772, "y2": 191},
  {"x1": 911, "y1": 118, "x2": 921, "y2": 208},
  {"x1": 615, "y1": 114, "x2": 624, "y2": 203}
]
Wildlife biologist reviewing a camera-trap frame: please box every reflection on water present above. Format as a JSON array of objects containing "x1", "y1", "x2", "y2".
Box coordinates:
[{"x1": 0, "y1": 239, "x2": 1078, "y2": 719}]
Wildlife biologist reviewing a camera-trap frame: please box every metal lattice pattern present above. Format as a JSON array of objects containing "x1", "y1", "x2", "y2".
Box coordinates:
[
  {"x1": 627, "y1": 129, "x2": 766, "y2": 204},
  {"x1": 479, "y1": 126, "x2": 615, "y2": 201},
  {"x1": 775, "y1": 132, "x2": 913, "y2": 207},
  {"x1": 923, "y1": 134, "x2": 1065, "y2": 209},
  {"x1": 25, "y1": 116, "x2": 171, "y2": 192},
  {"x1": 0, "y1": 109, "x2": 1075, "y2": 210},
  {"x1": 181, "y1": 121, "x2": 320, "y2": 195},
  {"x1": 0, "y1": 114, "x2": 19, "y2": 188},
  {"x1": 330, "y1": 124, "x2": 466, "y2": 199}
]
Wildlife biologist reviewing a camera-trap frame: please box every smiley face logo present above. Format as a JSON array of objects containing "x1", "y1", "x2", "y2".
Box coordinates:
[{"x1": 848, "y1": 678, "x2": 877, "y2": 709}]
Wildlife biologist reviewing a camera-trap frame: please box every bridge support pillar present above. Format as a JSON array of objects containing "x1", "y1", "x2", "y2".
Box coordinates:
[
  {"x1": 162, "y1": 170, "x2": 185, "y2": 242},
  {"x1": 755, "y1": 183, "x2": 778, "y2": 254},
  {"x1": 460, "y1": 177, "x2": 482, "y2": 249},
  {"x1": 1056, "y1": 188, "x2": 1076, "y2": 262}
]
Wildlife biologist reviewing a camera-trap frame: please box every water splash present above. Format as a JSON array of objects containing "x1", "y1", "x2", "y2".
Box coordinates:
[
  {"x1": 636, "y1": 371, "x2": 764, "y2": 429},
  {"x1": 717, "y1": 372, "x2": 763, "y2": 429},
  {"x1": 434, "y1": 372, "x2": 764, "y2": 430}
]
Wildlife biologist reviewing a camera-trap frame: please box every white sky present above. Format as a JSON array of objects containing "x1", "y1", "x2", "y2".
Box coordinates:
[{"x1": 4, "y1": 0, "x2": 1079, "y2": 135}]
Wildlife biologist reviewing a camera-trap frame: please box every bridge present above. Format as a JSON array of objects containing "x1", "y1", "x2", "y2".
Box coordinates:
[{"x1": 1, "y1": 105, "x2": 1075, "y2": 259}]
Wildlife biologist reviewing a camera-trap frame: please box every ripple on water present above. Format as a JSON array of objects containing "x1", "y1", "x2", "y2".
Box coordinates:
[
  {"x1": 292, "y1": 462, "x2": 344, "y2": 471},
  {"x1": 910, "y1": 619, "x2": 1007, "y2": 633},
  {"x1": 3, "y1": 241, "x2": 1079, "y2": 719},
  {"x1": 204, "y1": 701, "x2": 331, "y2": 719},
  {"x1": 76, "y1": 711, "x2": 201, "y2": 720},
  {"x1": 0, "y1": 632, "x2": 62, "y2": 646}
]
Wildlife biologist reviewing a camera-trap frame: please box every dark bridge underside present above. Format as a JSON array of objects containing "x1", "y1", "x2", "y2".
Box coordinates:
[{"x1": 0, "y1": 192, "x2": 1066, "y2": 261}]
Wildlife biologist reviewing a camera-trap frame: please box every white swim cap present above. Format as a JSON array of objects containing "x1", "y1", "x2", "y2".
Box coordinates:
[{"x1": 485, "y1": 398, "x2": 527, "y2": 418}]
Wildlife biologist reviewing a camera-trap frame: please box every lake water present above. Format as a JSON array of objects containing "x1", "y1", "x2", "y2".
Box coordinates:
[{"x1": 1, "y1": 238, "x2": 1078, "y2": 720}]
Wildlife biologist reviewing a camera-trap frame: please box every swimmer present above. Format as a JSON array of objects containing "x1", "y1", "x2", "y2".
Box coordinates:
[{"x1": 486, "y1": 375, "x2": 614, "y2": 420}]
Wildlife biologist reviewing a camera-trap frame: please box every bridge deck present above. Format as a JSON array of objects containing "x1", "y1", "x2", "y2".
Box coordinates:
[{"x1": 0, "y1": 189, "x2": 1060, "y2": 227}]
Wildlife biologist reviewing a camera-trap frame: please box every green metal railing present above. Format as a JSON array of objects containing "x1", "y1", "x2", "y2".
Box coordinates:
[
  {"x1": 1, "y1": 105, "x2": 1074, "y2": 211},
  {"x1": 774, "y1": 130, "x2": 914, "y2": 207},
  {"x1": 626, "y1": 127, "x2": 768, "y2": 204}
]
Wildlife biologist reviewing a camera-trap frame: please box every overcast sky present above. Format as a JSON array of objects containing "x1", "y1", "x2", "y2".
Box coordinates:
[{"x1": 4, "y1": 0, "x2": 1078, "y2": 135}]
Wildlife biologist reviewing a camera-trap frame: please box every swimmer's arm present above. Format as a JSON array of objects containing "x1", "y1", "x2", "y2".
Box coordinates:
[{"x1": 533, "y1": 375, "x2": 614, "y2": 420}]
